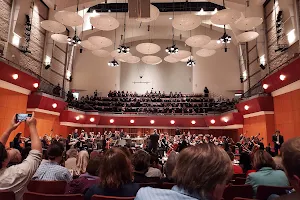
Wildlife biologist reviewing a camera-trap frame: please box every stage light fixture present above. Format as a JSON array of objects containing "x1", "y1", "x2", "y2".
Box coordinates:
[
  {"x1": 187, "y1": 58, "x2": 196, "y2": 67},
  {"x1": 67, "y1": 30, "x2": 81, "y2": 46},
  {"x1": 222, "y1": 117, "x2": 229, "y2": 123},
  {"x1": 210, "y1": 119, "x2": 216, "y2": 124},
  {"x1": 75, "y1": 116, "x2": 80, "y2": 120},
  {"x1": 33, "y1": 83, "x2": 39, "y2": 88},
  {"x1": 52, "y1": 103, "x2": 57, "y2": 108},
  {"x1": 166, "y1": 44, "x2": 179, "y2": 54},
  {"x1": 90, "y1": 118, "x2": 95, "y2": 122},
  {"x1": 12, "y1": 74, "x2": 19, "y2": 80},
  {"x1": 244, "y1": 105, "x2": 249, "y2": 110},
  {"x1": 108, "y1": 59, "x2": 119, "y2": 67},
  {"x1": 117, "y1": 45, "x2": 130, "y2": 54},
  {"x1": 150, "y1": 120, "x2": 155, "y2": 124},
  {"x1": 110, "y1": 119, "x2": 114, "y2": 123},
  {"x1": 263, "y1": 84, "x2": 269, "y2": 90},
  {"x1": 130, "y1": 119, "x2": 134, "y2": 124},
  {"x1": 280, "y1": 74, "x2": 286, "y2": 81},
  {"x1": 45, "y1": 64, "x2": 51, "y2": 70},
  {"x1": 170, "y1": 120, "x2": 175, "y2": 124},
  {"x1": 191, "y1": 120, "x2": 196, "y2": 125}
]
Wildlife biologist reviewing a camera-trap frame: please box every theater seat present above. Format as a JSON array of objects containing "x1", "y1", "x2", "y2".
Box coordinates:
[
  {"x1": 233, "y1": 174, "x2": 246, "y2": 179},
  {"x1": 256, "y1": 185, "x2": 293, "y2": 200},
  {"x1": 233, "y1": 178, "x2": 246, "y2": 185},
  {"x1": 223, "y1": 185, "x2": 253, "y2": 200},
  {"x1": 27, "y1": 180, "x2": 67, "y2": 194},
  {"x1": 139, "y1": 182, "x2": 159, "y2": 188},
  {"x1": 0, "y1": 191, "x2": 15, "y2": 200},
  {"x1": 23, "y1": 192, "x2": 83, "y2": 200},
  {"x1": 160, "y1": 182, "x2": 176, "y2": 189},
  {"x1": 91, "y1": 195, "x2": 135, "y2": 200}
]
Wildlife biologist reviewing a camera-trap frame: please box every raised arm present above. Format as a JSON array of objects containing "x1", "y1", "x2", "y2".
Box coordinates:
[
  {"x1": 0, "y1": 115, "x2": 21, "y2": 145},
  {"x1": 26, "y1": 113, "x2": 42, "y2": 153}
]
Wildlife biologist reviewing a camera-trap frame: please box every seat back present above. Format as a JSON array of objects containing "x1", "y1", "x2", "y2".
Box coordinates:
[
  {"x1": 233, "y1": 198, "x2": 257, "y2": 200},
  {"x1": 91, "y1": 195, "x2": 135, "y2": 200},
  {"x1": 139, "y1": 182, "x2": 159, "y2": 188},
  {"x1": 256, "y1": 185, "x2": 293, "y2": 200},
  {"x1": 233, "y1": 174, "x2": 246, "y2": 179},
  {"x1": 0, "y1": 191, "x2": 15, "y2": 200},
  {"x1": 27, "y1": 180, "x2": 67, "y2": 194},
  {"x1": 233, "y1": 178, "x2": 246, "y2": 185},
  {"x1": 223, "y1": 185, "x2": 253, "y2": 200},
  {"x1": 160, "y1": 182, "x2": 176, "y2": 189},
  {"x1": 23, "y1": 192, "x2": 83, "y2": 200}
]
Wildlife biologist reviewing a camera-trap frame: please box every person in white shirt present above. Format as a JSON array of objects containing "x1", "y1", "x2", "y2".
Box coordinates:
[{"x1": 0, "y1": 113, "x2": 42, "y2": 200}]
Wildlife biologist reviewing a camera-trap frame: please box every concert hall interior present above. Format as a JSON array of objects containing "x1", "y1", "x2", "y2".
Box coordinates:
[{"x1": 1, "y1": 0, "x2": 300, "y2": 200}]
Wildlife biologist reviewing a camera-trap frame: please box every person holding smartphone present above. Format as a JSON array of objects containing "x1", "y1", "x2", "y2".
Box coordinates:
[{"x1": 0, "y1": 113, "x2": 42, "y2": 200}]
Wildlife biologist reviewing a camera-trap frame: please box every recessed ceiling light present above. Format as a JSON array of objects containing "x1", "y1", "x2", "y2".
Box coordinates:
[{"x1": 169, "y1": 17, "x2": 173, "y2": 20}]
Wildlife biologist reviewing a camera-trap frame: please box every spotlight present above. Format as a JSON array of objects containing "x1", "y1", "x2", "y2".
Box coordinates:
[
  {"x1": 130, "y1": 119, "x2": 134, "y2": 124},
  {"x1": 67, "y1": 35, "x2": 81, "y2": 46},
  {"x1": 150, "y1": 120, "x2": 155, "y2": 124},
  {"x1": 108, "y1": 59, "x2": 119, "y2": 67},
  {"x1": 80, "y1": 48, "x2": 83, "y2": 53},
  {"x1": 187, "y1": 58, "x2": 196, "y2": 67},
  {"x1": 210, "y1": 119, "x2": 216, "y2": 124},
  {"x1": 75, "y1": 116, "x2": 80, "y2": 120},
  {"x1": 110, "y1": 119, "x2": 114, "y2": 123},
  {"x1": 166, "y1": 44, "x2": 179, "y2": 54},
  {"x1": 170, "y1": 120, "x2": 175, "y2": 125},
  {"x1": 169, "y1": 17, "x2": 173, "y2": 20},
  {"x1": 52, "y1": 103, "x2": 57, "y2": 108},
  {"x1": 12, "y1": 74, "x2": 18, "y2": 80},
  {"x1": 118, "y1": 45, "x2": 130, "y2": 54},
  {"x1": 260, "y1": 64, "x2": 266, "y2": 70},
  {"x1": 222, "y1": 117, "x2": 229, "y2": 123},
  {"x1": 191, "y1": 120, "x2": 196, "y2": 125},
  {"x1": 263, "y1": 84, "x2": 269, "y2": 90},
  {"x1": 240, "y1": 76, "x2": 244, "y2": 83},
  {"x1": 280, "y1": 74, "x2": 286, "y2": 81},
  {"x1": 33, "y1": 83, "x2": 39, "y2": 88},
  {"x1": 90, "y1": 117, "x2": 95, "y2": 122},
  {"x1": 45, "y1": 64, "x2": 51, "y2": 70},
  {"x1": 244, "y1": 105, "x2": 249, "y2": 110}
]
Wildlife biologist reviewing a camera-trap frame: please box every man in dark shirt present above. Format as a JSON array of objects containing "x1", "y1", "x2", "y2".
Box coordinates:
[
  {"x1": 148, "y1": 129, "x2": 159, "y2": 153},
  {"x1": 272, "y1": 130, "x2": 284, "y2": 156}
]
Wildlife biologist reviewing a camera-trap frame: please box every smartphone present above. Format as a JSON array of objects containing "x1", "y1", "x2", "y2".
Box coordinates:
[{"x1": 15, "y1": 114, "x2": 32, "y2": 123}]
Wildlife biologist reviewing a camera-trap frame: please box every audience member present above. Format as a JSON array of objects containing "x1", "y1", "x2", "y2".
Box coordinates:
[
  {"x1": 84, "y1": 148, "x2": 139, "y2": 200},
  {"x1": 65, "y1": 156, "x2": 102, "y2": 194},
  {"x1": 65, "y1": 149, "x2": 79, "y2": 176},
  {"x1": 228, "y1": 152, "x2": 243, "y2": 174},
  {"x1": 6, "y1": 148, "x2": 22, "y2": 167},
  {"x1": 274, "y1": 137, "x2": 300, "y2": 200},
  {"x1": 77, "y1": 150, "x2": 89, "y2": 174},
  {"x1": 132, "y1": 150, "x2": 154, "y2": 183},
  {"x1": 32, "y1": 141, "x2": 72, "y2": 182},
  {"x1": 12, "y1": 132, "x2": 23, "y2": 152},
  {"x1": 145, "y1": 153, "x2": 162, "y2": 178},
  {"x1": 162, "y1": 151, "x2": 178, "y2": 183},
  {"x1": 0, "y1": 113, "x2": 42, "y2": 200},
  {"x1": 245, "y1": 150, "x2": 289, "y2": 197},
  {"x1": 136, "y1": 144, "x2": 233, "y2": 200}
]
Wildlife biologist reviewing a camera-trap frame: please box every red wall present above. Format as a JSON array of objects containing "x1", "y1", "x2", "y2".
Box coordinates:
[{"x1": 274, "y1": 89, "x2": 300, "y2": 140}]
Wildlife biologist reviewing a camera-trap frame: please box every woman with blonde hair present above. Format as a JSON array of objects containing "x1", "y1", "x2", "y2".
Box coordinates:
[
  {"x1": 65, "y1": 148, "x2": 79, "y2": 176},
  {"x1": 77, "y1": 150, "x2": 89, "y2": 174}
]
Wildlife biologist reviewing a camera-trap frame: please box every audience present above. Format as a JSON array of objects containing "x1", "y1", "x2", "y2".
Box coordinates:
[
  {"x1": 12, "y1": 132, "x2": 23, "y2": 152},
  {"x1": 77, "y1": 150, "x2": 89, "y2": 174},
  {"x1": 145, "y1": 153, "x2": 162, "y2": 178},
  {"x1": 131, "y1": 150, "x2": 155, "y2": 183},
  {"x1": 136, "y1": 144, "x2": 233, "y2": 200},
  {"x1": 274, "y1": 137, "x2": 300, "y2": 200},
  {"x1": 84, "y1": 148, "x2": 139, "y2": 200},
  {"x1": 65, "y1": 156, "x2": 102, "y2": 194},
  {"x1": 32, "y1": 141, "x2": 72, "y2": 182},
  {"x1": 162, "y1": 150, "x2": 178, "y2": 183},
  {"x1": 228, "y1": 152, "x2": 243, "y2": 174},
  {"x1": 245, "y1": 150, "x2": 289, "y2": 197},
  {"x1": 65, "y1": 148, "x2": 79, "y2": 176},
  {"x1": 0, "y1": 113, "x2": 42, "y2": 200}
]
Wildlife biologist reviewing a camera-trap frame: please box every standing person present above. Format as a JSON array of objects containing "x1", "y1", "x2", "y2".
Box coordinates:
[
  {"x1": 148, "y1": 129, "x2": 159, "y2": 153},
  {"x1": 0, "y1": 113, "x2": 42, "y2": 200},
  {"x1": 73, "y1": 129, "x2": 79, "y2": 139},
  {"x1": 272, "y1": 130, "x2": 284, "y2": 156}
]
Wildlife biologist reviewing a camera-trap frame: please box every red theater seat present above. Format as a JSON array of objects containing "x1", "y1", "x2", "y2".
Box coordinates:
[
  {"x1": 223, "y1": 185, "x2": 253, "y2": 200},
  {"x1": 160, "y1": 182, "x2": 176, "y2": 189},
  {"x1": 23, "y1": 192, "x2": 83, "y2": 200},
  {"x1": 256, "y1": 185, "x2": 293, "y2": 200},
  {"x1": 27, "y1": 180, "x2": 67, "y2": 194},
  {"x1": 233, "y1": 178, "x2": 246, "y2": 185},
  {"x1": 91, "y1": 195, "x2": 135, "y2": 200},
  {"x1": 0, "y1": 191, "x2": 15, "y2": 200}
]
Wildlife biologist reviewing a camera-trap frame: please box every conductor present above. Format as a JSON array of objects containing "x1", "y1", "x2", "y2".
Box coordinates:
[
  {"x1": 148, "y1": 129, "x2": 159, "y2": 153},
  {"x1": 272, "y1": 130, "x2": 284, "y2": 156}
]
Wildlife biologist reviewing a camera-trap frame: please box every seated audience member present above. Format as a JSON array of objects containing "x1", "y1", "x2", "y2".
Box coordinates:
[
  {"x1": 65, "y1": 149, "x2": 79, "y2": 176},
  {"x1": 84, "y1": 148, "x2": 139, "y2": 200},
  {"x1": 132, "y1": 150, "x2": 154, "y2": 183},
  {"x1": 228, "y1": 152, "x2": 243, "y2": 174},
  {"x1": 6, "y1": 148, "x2": 22, "y2": 167},
  {"x1": 145, "y1": 153, "x2": 162, "y2": 178},
  {"x1": 162, "y1": 151, "x2": 178, "y2": 183},
  {"x1": 77, "y1": 150, "x2": 89, "y2": 174},
  {"x1": 0, "y1": 113, "x2": 42, "y2": 200},
  {"x1": 273, "y1": 155, "x2": 284, "y2": 170},
  {"x1": 245, "y1": 150, "x2": 289, "y2": 197},
  {"x1": 66, "y1": 156, "x2": 102, "y2": 194},
  {"x1": 135, "y1": 144, "x2": 233, "y2": 200},
  {"x1": 12, "y1": 132, "x2": 23, "y2": 152},
  {"x1": 271, "y1": 137, "x2": 300, "y2": 200},
  {"x1": 32, "y1": 141, "x2": 72, "y2": 182}
]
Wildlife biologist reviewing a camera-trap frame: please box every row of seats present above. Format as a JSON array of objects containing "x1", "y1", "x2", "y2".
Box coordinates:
[{"x1": 1, "y1": 180, "x2": 292, "y2": 200}]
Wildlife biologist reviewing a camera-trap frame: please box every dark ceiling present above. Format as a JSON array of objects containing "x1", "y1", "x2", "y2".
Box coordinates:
[{"x1": 87, "y1": 2, "x2": 225, "y2": 13}]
